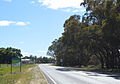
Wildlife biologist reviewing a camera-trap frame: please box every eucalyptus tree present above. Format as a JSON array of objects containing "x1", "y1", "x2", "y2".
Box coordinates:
[
  {"x1": 81, "y1": 0, "x2": 120, "y2": 69},
  {"x1": 47, "y1": 0, "x2": 120, "y2": 69}
]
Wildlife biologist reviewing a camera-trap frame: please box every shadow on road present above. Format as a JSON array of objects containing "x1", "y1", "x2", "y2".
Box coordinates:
[
  {"x1": 56, "y1": 67, "x2": 120, "y2": 80},
  {"x1": 56, "y1": 68, "x2": 80, "y2": 71}
]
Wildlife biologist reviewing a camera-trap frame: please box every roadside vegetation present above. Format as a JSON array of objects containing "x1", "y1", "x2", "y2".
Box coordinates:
[
  {"x1": 0, "y1": 64, "x2": 35, "y2": 84},
  {"x1": 0, "y1": 47, "x2": 48, "y2": 84},
  {"x1": 0, "y1": 64, "x2": 48, "y2": 84},
  {"x1": 47, "y1": 0, "x2": 120, "y2": 71},
  {"x1": 36, "y1": 56, "x2": 55, "y2": 63}
]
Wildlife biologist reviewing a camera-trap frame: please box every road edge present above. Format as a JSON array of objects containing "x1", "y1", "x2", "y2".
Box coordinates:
[{"x1": 38, "y1": 65, "x2": 57, "y2": 84}]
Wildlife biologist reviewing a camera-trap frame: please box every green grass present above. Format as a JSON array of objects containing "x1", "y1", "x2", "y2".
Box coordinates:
[
  {"x1": 0, "y1": 64, "x2": 36, "y2": 84},
  {"x1": 0, "y1": 64, "x2": 35, "y2": 74}
]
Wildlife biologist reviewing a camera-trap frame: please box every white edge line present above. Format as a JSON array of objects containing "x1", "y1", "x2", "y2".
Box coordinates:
[
  {"x1": 38, "y1": 64, "x2": 57, "y2": 84},
  {"x1": 44, "y1": 71, "x2": 57, "y2": 84},
  {"x1": 37, "y1": 65, "x2": 49, "y2": 84}
]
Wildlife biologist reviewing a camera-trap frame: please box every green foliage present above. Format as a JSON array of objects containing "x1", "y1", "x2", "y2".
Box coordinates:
[
  {"x1": 47, "y1": 0, "x2": 120, "y2": 69},
  {"x1": 0, "y1": 47, "x2": 22, "y2": 64},
  {"x1": 36, "y1": 57, "x2": 55, "y2": 63}
]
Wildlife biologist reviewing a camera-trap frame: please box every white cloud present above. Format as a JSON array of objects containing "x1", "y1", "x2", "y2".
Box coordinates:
[
  {"x1": 37, "y1": 0, "x2": 84, "y2": 12},
  {"x1": 4, "y1": 0, "x2": 12, "y2": 2},
  {"x1": 31, "y1": 1, "x2": 35, "y2": 4},
  {"x1": 0, "y1": 21, "x2": 14, "y2": 26},
  {"x1": 16, "y1": 22, "x2": 30, "y2": 26},
  {"x1": 0, "y1": 20, "x2": 30, "y2": 27}
]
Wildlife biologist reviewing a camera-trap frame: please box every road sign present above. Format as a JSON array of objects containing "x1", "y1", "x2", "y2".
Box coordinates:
[
  {"x1": 11, "y1": 57, "x2": 22, "y2": 74},
  {"x1": 12, "y1": 57, "x2": 20, "y2": 64}
]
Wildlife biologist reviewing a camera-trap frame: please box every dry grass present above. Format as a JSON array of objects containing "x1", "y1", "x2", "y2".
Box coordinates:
[
  {"x1": 15, "y1": 65, "x2": 48, "y2": 84},
  {"x1": 30, "y1": 66, "x2": 48, "y2": 84}
]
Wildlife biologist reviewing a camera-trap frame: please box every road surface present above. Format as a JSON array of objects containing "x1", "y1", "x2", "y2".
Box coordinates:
[{"x1": 38, "y1": 64, "x2": 120, "y2": 84}]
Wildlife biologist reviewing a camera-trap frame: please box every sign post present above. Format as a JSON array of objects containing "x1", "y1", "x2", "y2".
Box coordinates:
[
  {"x1": 20, "y1": 56, "x2": 21, "y2": 72},
  {"x1": 11, "y1": 57, "x2": 21, "y2": 73},
  {"x1": 11, "y1": 58, "x2": 12, "y2": 74}
]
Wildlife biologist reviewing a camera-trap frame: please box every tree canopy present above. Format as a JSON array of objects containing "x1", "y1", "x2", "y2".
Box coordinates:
[
  {"x1": 0, "y1": 47, "x2": 22, "y2": 64},
  {"x1": 47, "y1": 0, "x2": 120, "y2": 69}
]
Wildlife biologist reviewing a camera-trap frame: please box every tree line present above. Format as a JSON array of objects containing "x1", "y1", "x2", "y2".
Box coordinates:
[
  {"x1": 0, "y1": 47, "x2": 22, "y2": 64},
  {"x1": 47, "y1": 0, "x2": 120, "y2": 69},
  {"x1": 36, "y1": 57, "x2": 55, "y2": 63},
  {"x1": 23, "y1": 55, "x2": 54, "y2": 63}
]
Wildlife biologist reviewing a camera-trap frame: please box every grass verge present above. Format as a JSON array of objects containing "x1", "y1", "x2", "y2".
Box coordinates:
[{"x1": 0, "y1": 64, "x2": 48, "y2": 84}]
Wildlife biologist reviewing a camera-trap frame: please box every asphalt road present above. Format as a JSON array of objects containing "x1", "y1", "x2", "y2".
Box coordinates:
[{"x1": 38, "y1": 64, "x2": 120, "y2": 84}]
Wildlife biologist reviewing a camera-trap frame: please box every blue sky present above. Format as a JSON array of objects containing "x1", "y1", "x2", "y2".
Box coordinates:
[{"x1": 0, "y1": 0, "x2": 85, "y2": 57}]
